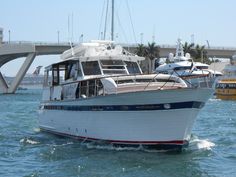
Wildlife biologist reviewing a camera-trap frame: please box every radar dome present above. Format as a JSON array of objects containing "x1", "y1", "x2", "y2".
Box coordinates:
[
  {"x1": 168, "y1": 53, "x2": 174, "y2": 62},
  {"x1": 185, "y1": 53, "x2": 191, "y2": 59}
]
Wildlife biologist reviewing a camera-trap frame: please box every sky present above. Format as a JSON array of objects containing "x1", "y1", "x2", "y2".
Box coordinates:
[{"x1": 1, "y1": 0, "x2": 236, "y2": 76}]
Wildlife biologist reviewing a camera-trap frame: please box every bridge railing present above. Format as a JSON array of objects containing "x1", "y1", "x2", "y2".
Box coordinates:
[
  {"x1": 1, "y1": 41, "x2": 77, "y2": 46},
  {"x1": 120, "y1": 43, "x2": 236, "y2": 51},
  {"x1": 2, "y1": 41, "x2": 236, "y2": 51}
]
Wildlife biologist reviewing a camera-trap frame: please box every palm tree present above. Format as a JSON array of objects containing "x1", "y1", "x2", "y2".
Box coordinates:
[
  {"x1": 146, "y1": 42, "x2": 160, "y2": 73},
  {"x1": 135, "y1": 44, "x2": 147, "y2": 57},
  {"x1": 182, "y1": 42, "x2": 210, "y2": 64},
  {"x1": 182, "y1": 42, "x2": 195, "y2": 57},
  {"x1": 194, "y1": 44, "x2": 207, "y2": 63}
]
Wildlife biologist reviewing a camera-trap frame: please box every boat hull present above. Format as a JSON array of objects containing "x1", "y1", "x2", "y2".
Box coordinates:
[
  {"x1": 215, "y1": 78, "x2": 236, "y2": 100},
  {"x1": 39, "y1": 88, "x2": 213, "y2": 150},
  {"x1": 215, "y1": 88, "x2": 236, "y2": 100}
]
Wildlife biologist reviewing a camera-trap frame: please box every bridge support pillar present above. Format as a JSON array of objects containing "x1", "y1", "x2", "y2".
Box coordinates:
[
  {"x1": 0, "y1": 72, "x2": 8, "y2": 93},
  {"x1": 6, "y1": 53, "x2": 36, "y2": 94}
]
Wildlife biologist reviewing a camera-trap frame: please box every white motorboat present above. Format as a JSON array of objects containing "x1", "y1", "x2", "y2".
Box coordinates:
[
  {"x1": 155, "y1": 39, "x2": 222, "y2": 87},
  {"x1": 38, "y1": 40, "x2": 213, "y2": 150}
]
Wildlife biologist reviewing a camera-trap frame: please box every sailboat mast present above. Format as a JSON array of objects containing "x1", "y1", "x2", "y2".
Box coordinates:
[{"x1": 111, "y1": 0, "x2": 114, "y2": 41}]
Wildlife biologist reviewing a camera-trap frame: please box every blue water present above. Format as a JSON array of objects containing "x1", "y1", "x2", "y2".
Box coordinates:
[{"x1": 0, "y1": 89, "x2": 236, "y2": 177}]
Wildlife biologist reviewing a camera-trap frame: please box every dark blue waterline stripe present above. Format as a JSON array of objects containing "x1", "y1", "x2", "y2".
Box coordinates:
[{"x1": 42, "y1": 101, "x2": 204, "y2": 111}]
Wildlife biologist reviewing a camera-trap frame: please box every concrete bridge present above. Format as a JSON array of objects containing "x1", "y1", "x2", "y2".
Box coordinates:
[
  {"x1": 1, "y1": 41, "x2": 236, "y2": 94},
  {"x1": 0, "y1": 42, "x2": 73, "y2": 94},
  {"x1": 124, "y1": 44, "x2": 236, "y2": 58}
]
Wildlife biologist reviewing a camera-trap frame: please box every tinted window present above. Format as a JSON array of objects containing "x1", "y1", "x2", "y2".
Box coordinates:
[
  {"x1": 125, "y1": 61, "x2": 141, "y2": 74},
  {"x1": 82, "y1": 61, "x2": 101, "y2": 75}
]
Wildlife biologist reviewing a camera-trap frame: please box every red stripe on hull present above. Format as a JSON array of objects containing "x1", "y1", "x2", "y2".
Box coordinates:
[{"x1": 40, "y1": 127, "x2": 188, "y2": 146}]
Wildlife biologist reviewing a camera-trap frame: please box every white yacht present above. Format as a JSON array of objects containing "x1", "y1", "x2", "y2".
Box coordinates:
[
  {"x1": 38, "y1": 40, "x2": 213, "y2": 150},
  {"x1": 155, "y1": 39, "x2": 222, "y2": 87}
]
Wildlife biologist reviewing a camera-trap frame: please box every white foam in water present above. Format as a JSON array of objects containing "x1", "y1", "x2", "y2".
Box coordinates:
[
  {"x1": 33, "y1": 128, "x2": 40, "y2": 133},
  {"x1": 83, "y1": 142, "x2": 143, "y2": 151},
  {"x1": 82, "y1": 142, "x2": 169, "y2": 153},
  {"x1": 20, "y1": 138, "x2": 39, "y2": 145},
  {"x1": 208, "y1": 98, "x2": 221, "y2": 102},
  {"x1": 190, "y1": 138, "x2": 215, "y2": 150}
]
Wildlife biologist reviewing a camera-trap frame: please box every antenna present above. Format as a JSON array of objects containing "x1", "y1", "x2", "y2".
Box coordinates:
[
  {"x1": 103, "y1": 0, "x2": 109, "y2": 40},
  {"x1": 67, "y1": 13, "x2": 74, "y2": 43},
  {"x1": 152, "y1": 25, "x2": 156, "y2": 42},
  {"x1": 67, "y1": 14, "x2": 70, "y2": 42},
  {"x1": 111, "y1": 0, "x2": 115, "y2": 41},
  {"x1": 191, "y1": 34, "x2": 194, "y2": 44},
  {"x1": 69, "y1": 40, "x2": 75, "y2": 56},
  {"x1": 72, "y1": 12, "x2": 74, "y2": 42},
  {"x1": 126, "y1": 0, "x2": 137, "y2": 44}
]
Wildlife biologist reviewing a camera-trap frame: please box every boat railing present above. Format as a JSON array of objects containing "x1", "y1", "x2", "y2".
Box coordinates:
[
  {"x1": 53, "y1": 74, "x2": 186, "y2": 101},
  {"x1": 171, "y1": 69, "x2": 215, "y2": 88},
  {"x1": 47, "y1": 71, "x2": 216, "y2": 101}
]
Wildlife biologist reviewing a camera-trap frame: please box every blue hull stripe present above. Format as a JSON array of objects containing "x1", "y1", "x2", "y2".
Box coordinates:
[{"x1": 43, "y1": 101, "x2": 204, "y2": 111}]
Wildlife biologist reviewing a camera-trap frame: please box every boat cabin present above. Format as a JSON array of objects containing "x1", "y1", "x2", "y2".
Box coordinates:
[
  {"x1": 43, "y1": 56, "x2": 143, "y2": 86},
  {"x1": 42, "y1": 41, "x2": 187, "y2": 102}
]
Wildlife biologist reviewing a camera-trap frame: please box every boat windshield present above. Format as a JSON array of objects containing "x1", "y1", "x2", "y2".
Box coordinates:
[
  {"x1": 100, "y1": 60, "x2": 127, "y2": 75},
  {"x1": 100, "y1": 60, "x2": 142, "y2": 75},
  {"x1": 174, "y1": 66, "x2": 192, "y2": 71},
  {"x1": 80, "y1": 59, "x2": 142, "y2": 76},
  {"x1": 124, "y1": 61, "x2": 141, "y2": 74}
]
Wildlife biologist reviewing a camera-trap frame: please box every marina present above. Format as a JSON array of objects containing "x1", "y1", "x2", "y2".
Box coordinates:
[{"x1": 1, "y1": 0, "x2": 236, "y2": 176}]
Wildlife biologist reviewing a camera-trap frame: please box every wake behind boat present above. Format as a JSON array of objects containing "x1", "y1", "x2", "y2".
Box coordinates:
[{"x1": 38, "y1": 40, "x2": 213, "y2": 150}]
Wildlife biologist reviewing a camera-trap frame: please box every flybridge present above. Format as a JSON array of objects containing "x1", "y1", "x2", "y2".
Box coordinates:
[{"x1": 60, "y1": 40, "x2": 145, "y2": 62}]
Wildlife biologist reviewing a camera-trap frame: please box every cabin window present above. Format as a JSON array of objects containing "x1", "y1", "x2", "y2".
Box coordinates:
[
  {"x1": 100, "y1": 60, "x2": 127, "y2": 75},
  {"x1": 75, "y1": 79, "x2": 104, "y2": 99},
  {"x1": 125, "y1": 61, "x2": 141, "y2": 74},
  {"x1": 65, "y1": 62, "x2": 77, "y2": 80},
  {"x1": 75, "y1": 82, "x2": 81, "y2": 98},
  {"x1": 80, "y1": 81, "x2": 88, "y2": 97},
  {"x1": 117, "y1": 79, "x2": 134, "y2": 84},
  {"x1": 82, "y1": 61, "x2": 101, "y2": 75},
  {"x1": 77, "y1": 62, "x2": 83, "y2": 77},
  {"x1": 52, "y1": 65, "x2": 60, "y2": 86},
  {"x1": 43, "y1": 70, "x2": 52, "y2": 87},
  {"x1": 217, "y1": 83, "x2": 236, "y2": 89},
  {"x1": 196, "y1": 66, "x2": 208, "y2": 70},
  {"x1": 100, "y1": 60, "x2": 125, "y2": 67},
  {"x1": 88, "y1": 80, "x2": 96, "y2": 97},
  {"x1": 69, "y1": 64, "x2": 77, "y2": 79},
  {"x1": 174, "y1": 66, "x2": 192, "y2": 71},
  {"x1": 96, "y1": 79, "x2": 103, "y2": 95}
]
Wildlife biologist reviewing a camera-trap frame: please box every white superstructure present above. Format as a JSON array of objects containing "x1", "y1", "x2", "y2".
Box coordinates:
[
  {"x1": 155, "y1": 39, "x2": 222, "y2": 87},
  {"x1": 39, "y1": 41, "x2": 213, "y2": 150}
]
